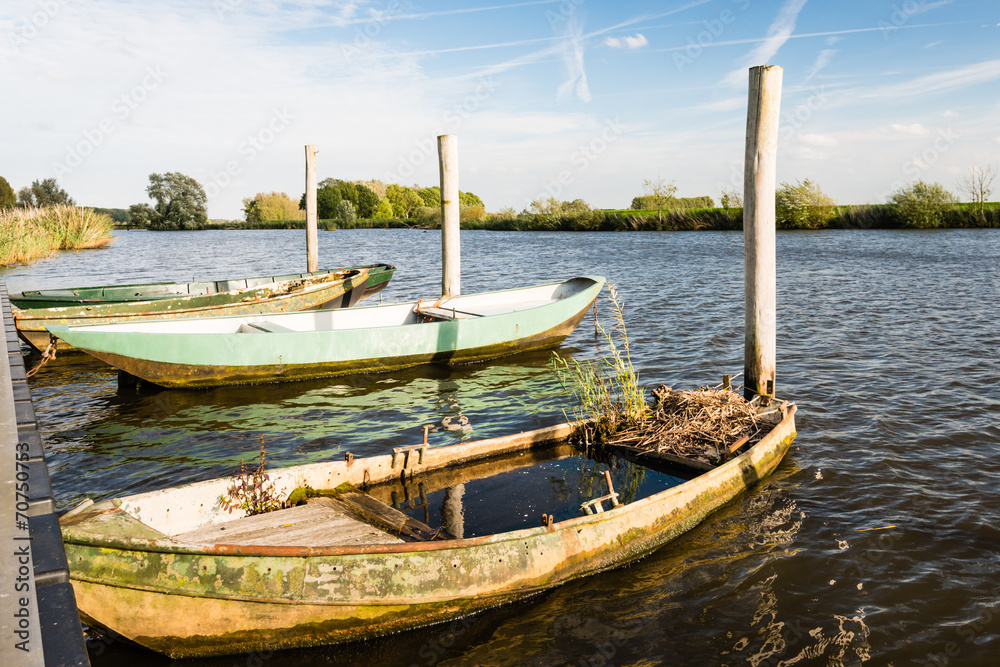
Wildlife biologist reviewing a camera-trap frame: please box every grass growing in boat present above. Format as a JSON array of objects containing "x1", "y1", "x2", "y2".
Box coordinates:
[
  {"x1": 221, "y1": 440, "x2": 282, "y2": 516},
  {"x1": 552, "y1": 283, "x2": 649, "y2": 442},
  {"x1": 0, "y1": 205, "x2": 115, "y2": 265}
]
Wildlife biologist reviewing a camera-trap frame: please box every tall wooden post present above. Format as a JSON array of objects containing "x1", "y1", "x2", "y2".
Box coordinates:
[
  {"x1": 743, "y1": 65, "x2": 782, "y2": 401},
  {"x1": 438, "y1": 134, "x2": 460, "y2": 297},
  {"x1": 305, "y1": 145, "x2": 318, "y2": 274}
]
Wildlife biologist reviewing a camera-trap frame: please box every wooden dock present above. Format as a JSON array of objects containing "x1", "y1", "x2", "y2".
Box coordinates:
[{"x1": 0, "y1": 282, "x2": 89, "y2": 666}]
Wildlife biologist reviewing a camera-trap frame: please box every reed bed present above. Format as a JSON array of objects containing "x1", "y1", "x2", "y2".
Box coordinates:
[
  {"x1": 0, "y1": 205, "x2": 114, "y2": 265},
  {"x1": 555, "y1": 286, "x2": 764, "y2": 466},
  {"x1": 552, "y1": 284, "x2": 648, "y2": 441},
  {"x1": 603, "y1": 384, "x2": 765, "y2": 464}
]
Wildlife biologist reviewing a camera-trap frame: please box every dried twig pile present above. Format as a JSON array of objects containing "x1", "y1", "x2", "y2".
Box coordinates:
[{"x1": 603, "y1": 384, "x2": 765, "y2": 463}]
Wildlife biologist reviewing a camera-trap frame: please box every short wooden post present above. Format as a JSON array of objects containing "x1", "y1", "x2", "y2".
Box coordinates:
[
  {"x1": 438, "y1": 135, "x2": 460, "y2": 297},
  {"x1": 305, "y1": 145, "x2": 319, "y2": 274},
  {"x1": 743, "y1": 65, "x2": 782, "y2": 401}
]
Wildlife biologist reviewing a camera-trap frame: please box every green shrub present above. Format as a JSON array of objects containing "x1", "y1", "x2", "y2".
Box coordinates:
[
  {"x1": 775, "y1": 180, "x2": 836, "y2": 229},
  {"x1": 889, "y1": 181, "x2": 957, "y2": 228}
]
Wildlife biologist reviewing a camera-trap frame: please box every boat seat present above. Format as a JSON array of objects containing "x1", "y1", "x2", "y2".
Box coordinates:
[
  {"x1": 416, "y1": 306, "x2": 483, "y2": 321},
  {"x1": 240, "y1": 321, "x2": 297, "y2": 333}
]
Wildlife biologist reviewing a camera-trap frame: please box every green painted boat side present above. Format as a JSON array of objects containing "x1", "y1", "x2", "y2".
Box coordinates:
[
  {"x1": 60, "y1": 405, "x2": 797, "y2": 658},
  {"x1": 48, "y1": 277, "x2": 605, "y2": 388},
  {"x1": 17, "y1": 268, "x2": 374, "y2": 352},
  {"x1": 9, "y1": 263, "x2": 394, "y2": 309}
]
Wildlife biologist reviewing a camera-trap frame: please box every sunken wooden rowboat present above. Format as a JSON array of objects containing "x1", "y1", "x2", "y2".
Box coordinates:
[
  {"x1": 59, "y1": 402, "x2": 796, "y2": 658},
  {"x1": 16, "y1": 266, "x2": 386, "y2": 353},
  {"x1": 47, "y1": 276, "x2": 605, "y2": 388}
]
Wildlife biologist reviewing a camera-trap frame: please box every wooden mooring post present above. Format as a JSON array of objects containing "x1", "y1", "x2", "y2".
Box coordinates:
[
  {"x1": 305, "y1": 144, "x2": 319, "y2": 274},
  {"x1": 743, "y1": 65, "x2": 782, "y2": 402},
  {"x1": 438, "y1": 134, "x2": 460, "y2": 297}
]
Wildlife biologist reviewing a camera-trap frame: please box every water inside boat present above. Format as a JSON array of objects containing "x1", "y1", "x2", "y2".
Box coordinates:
[
  {"x1": 364, "y1": 443, "x2": 697, "y2": 539},
  {"x1": 157, "y1": 443, "x2": 699, "y2": 549}
]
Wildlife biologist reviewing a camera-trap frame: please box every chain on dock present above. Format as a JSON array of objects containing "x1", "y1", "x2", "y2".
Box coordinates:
[{"x1": 26, "y1": 334, "x2": 58, "y2": 378}]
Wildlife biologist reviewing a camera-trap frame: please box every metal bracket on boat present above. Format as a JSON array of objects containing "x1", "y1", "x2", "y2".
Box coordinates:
[
  {"x1": 392, "y1": 444, "x2": 428, "y2": 470},
  {"x1": 580, "y1": 471, "x2": 621, "y2": 516},
  {"x1": 344, "y1": 451, "x2": 354, "y2": 466}
]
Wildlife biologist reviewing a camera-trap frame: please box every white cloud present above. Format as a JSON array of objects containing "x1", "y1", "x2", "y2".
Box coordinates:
[
  {"x1": 624, "y1": 34, "x2": 648, "y2": 49},
  {"x1": 557, "y1": 16, "x2": 591, "y2": 102},
  {"x1": 721, "y1": 0, "x2": 809, "y2": 86},
  {"x1": 604, "y1": 33, "x2": 648, "y2": 49},
  {"x1": 889, "y1": 123, "x2": 930, "y2": 135},
  {"x1": 860, "y1": 59, "x2": 1000, "y2": 100},
  {"x1": 800, "y1": 133, "x2": 838, "y2": 147},
  {"x1": 806, "y1": 48, "x2": 837, "y2": 80}
]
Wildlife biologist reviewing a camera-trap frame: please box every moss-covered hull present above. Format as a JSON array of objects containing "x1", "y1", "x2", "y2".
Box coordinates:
[{"x1": 62, "y1": 407, "x2": 797, "y2": 658}]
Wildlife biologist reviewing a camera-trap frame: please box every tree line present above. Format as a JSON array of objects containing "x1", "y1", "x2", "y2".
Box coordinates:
[{"x1": 2, "y1": 165, "x2": 995, "y2": 232}]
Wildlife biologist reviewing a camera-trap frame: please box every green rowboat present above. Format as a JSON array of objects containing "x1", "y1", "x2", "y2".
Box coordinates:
[
  {"x1": 9, "y1": 263, "x2": 394, "y2": 309},
  {"x1": 48, "y1": 276, "x2": 605, "y2": 388},
  {"x1": 17, "y1": 265, "x2": 394, "y2": 353},
  {"x1": 59, "y1": 402, "x2": 796, "y2": 658}
]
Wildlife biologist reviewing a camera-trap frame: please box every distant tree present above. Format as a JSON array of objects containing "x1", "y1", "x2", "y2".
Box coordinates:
[
  {"x1": 641, "y1": 176, "x2": 677, "y2": 222},
  {"x1": 417, "y1": 186, "x2": 440, "y2": 207},
  {"x1": 243, "y1": 192, "x2": 303, "y2": 223},
  {"x1": 562, "y1": 198, "x2": 591, "y2": 213},
  {"x1": 385, "y1": 184, "x2": 422, "y2": 218},
  {"x1": 720, "y1": 186, "x2": 743, "y2": 209},
  {"x1": 141, "y1": 172, "x2": 208, "y2": 229},
  {"x1": 530, "y1": 197, "x2": 562, "y2": 215},
  {"x1": 90, "y1": 207, "x2": 130, "y2": 224},
  {"x1": 128, "y1": 203, "x2": 158, "y2": 228},
  {"x1": 0, "y1": 177, "x2": 15, "y2": 209},
  {"x1": 17, "y1": 178, "x2": 74, "y2": 207},
  {"x1": 354, "y1": 184, "x2": 379, "y2": 218},
  {"x1": 458, "y1": 191, "x2": 484, "y2": 208},
  {"x1": 337, "y1": 200, "x2": 356, "y2": 225},
  {"x1": 460, "y1": 205, "x2": 487, "y2": 223},
  {"x1": 372, "y1": 197, "x2": 394, "y2": 220},
  {"x1": 242, "y1": 198, "x2": 262, "y2": 224},
  {"x1": 889, "y1": 181, "x2": 957, "y2": 228},
  {"x1": 775, "y1": 179, "x2": 836, "y2": 229},
  {"x1": 957, "y1": 164, "x2": 996, "y2": 218},
  {"x1": 353, "y1": 179, "x2": 387, "y2": 199}
]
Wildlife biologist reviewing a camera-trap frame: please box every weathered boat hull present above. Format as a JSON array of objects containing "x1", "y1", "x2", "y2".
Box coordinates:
[
  {"x1": 9, "y1": 264, "x2": 394, "y2": 310},
  {"x1": 17, "y1": 268, "x2": 374, "y2": 352},
  {"x1": 61, "y1": 405, "x2": 796, "y2": 658},
  {"x1": 49, "y1": 277, "x2": 604, "y2": 387}
]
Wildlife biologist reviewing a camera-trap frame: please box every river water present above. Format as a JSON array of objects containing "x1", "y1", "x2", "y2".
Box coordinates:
[{"x1": 4, "y1": 228, "x2": 999, "y2": 666}]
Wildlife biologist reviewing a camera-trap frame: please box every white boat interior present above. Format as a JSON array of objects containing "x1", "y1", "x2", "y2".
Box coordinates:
[{"x1": 53, "y1": 278, "x2": 597, "y2": 336}]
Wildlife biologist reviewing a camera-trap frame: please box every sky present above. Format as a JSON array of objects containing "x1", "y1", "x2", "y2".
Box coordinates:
[{"x1": 1, "y1": 0, "x2": 998, "y2": 218}]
